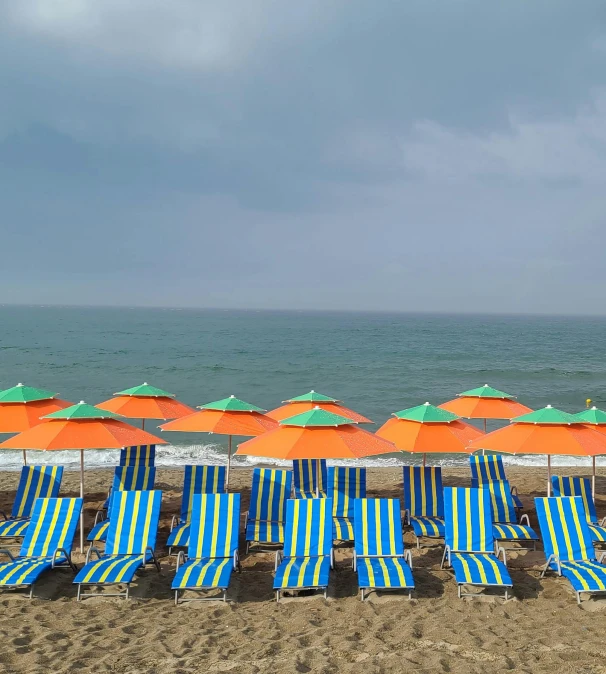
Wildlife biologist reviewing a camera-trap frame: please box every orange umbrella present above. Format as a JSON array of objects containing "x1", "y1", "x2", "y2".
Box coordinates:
[
  {"x1": 96, "y1": 382, "x2": 194, "y2": 429},
  {"x1": 376, "y1": 402, "x2": 484, "y2": 465},
  {"x1": 160, "y1": 396, "x2": 278, "y2": 488},
  {"x1": 0, "y1": 402, "x2": 166, "y2": 551},
  {"x1": 267, "y1": 390, "x2": 373, "y2": 424}
]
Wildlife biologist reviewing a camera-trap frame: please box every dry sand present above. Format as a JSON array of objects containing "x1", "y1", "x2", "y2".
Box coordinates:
[{"x1": 0, "y1": 466, "x2": 606, "y2": 674}]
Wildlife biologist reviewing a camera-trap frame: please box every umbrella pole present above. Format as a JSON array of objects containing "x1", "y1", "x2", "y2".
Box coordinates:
[
  {"x1": 422, "y1": 453, "x2": 426, "y2": 467},
  {"x1": 226, "y1": 436, "x2": 232, "y2": 491},
  {"x1": 547, "y1": 455, "x2": 551, "y2": 496},
  {"x1": 593, "y1": 456, "x2": 596, "y2": 499},
  {"x1": 484, "y1": 418, "x2": 487, "y2": 433},
  {"x1": 316, "y1": 458, "x2": 320, "y2": 498},
  {"x1": 141, "y1": 419, "x2": 145, "y2": 431},
  {"x1": 22, "y1": 449, "x2": 27, "y2": 466},
  {"x1": 80, "y1": 448, "x2": 85, "y2": 553}
]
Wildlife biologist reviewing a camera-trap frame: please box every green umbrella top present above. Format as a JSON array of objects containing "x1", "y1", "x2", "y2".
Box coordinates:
[
  {"x1": 115, "y1": 383, "x2": 175, "y2": 398},
  {"x1": 44, "y1": 401, "x2": 122, "y2": 421},
  {"x1": 0, "y1": 383, "x2": 60, "y2": 404},
  {"x1": 198, "y1": 395, "x2": 266, "y2": 413},
  {"x1": 574, "y1": 406, "x2": 606, "y2": 425},
  {"x1": 280, "y1": 407, "x2": 357, "y2": 427},
  {"x1": 283, "y1": 390, "x2": 340, "y2": 403},
  {"x1": 393, "y1": 402, "x2": 459, "y2": 424},
  {"x1": 458, "y1": 384, "x2": 516, "y2": 400},
  {"x1": 513, "y1": 405, "x2": 579, "y2": 425}
]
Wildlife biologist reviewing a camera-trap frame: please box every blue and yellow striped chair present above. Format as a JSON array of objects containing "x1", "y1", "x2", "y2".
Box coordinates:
[
  {"x1": 274, "y1": 498, "x2": 333, "y2": 602},
  {"x1": 245, "y1": 468, "x2": 292, "y2": 552},
  {"x1": 167, "y1": 465, "x2": 227, "y2": 552},
  {"x1": 293, "y1": 459, "x2": 327, "y2": 499},
  {"x1": 482, "y1": 480, "x2": 539, "y2": 549},
  {"x1": 353, "y1": 498, "x2": 414, "y2": 601},
  {"x1": 0, "y1": 466, "x2": 64, "y2": 541},
  {"x1": 536, "y1": 496, "x2": 606, "y2": 604},
  {"x1": 327, "y1": 467, "x2": 366, "y2": 541},
  {"x1": 172, "y1": 493, "x2": 241, "y2": 604},
  {"x1": 89, "y1": 466, "x2": 157, "y2": 544},
  {"x1": 120, "y1": 445, "x2": 156, "y2": 466},
  {"x1": 551, "y1": 476, "x2": 606, "y2": 543},
  {"x1": 470, "y1": 454, "x2": 523, "y2": 510},
  {"x1": 441, "y1": 487, "x2": 512, "y2": 599},
  {"x1": 75, "y1": 490, "x2": 162, "y2": 600},
  {"x1": 402, "y1": 466, "x2": 445, "y2": 547},
  {"x1": 0, "y1": 497, "x2": 82, "y2": 598}
]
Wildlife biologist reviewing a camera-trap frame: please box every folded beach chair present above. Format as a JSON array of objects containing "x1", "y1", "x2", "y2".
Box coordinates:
[
  {"x1": 441, "y1": 487, "x2": 512, "y2": 599},
  {"x1": 353, "y1": 498, "x2": 414, "y2": 601},
  {"x1": 244, "y1": 468, "x2": 292, "y2": 552},
  {"x1": 470, "y1": 454, "x2": 523, "y2": 510},
  {"x1": 551, "y1": 476, "x2": 606, "y2": 543},
  {"x1": 89, "y1": 466, "x2": 157, "y2": 543},
  {"x1": 0, "y1": 465, "x2": 64, "y2": 541},
  {"x1": 402, "y1": 466, "x2": 445, "y2": 547},
  {"x1": 75, "y1": 490, "x2": 162, "y2": 600},
  {"x1": 0, "y1": 497, "x2": 82, "y2": 598},
  {"x1": 535, "y1": 496, "x2": 606, "y2": 604},
  {"x1": 293, "y1": 459, "x2": 327, "y2": 499},
  {"x1": 482, "y1": 480, "x2": 539, "y2": 549},
  {"x1": 167, "y1": 465, "x2": 227, "y2": 552},
  {"x1": 172, "y1": 493, "x2": 241, "y2": 604},
  {"x1": 327, "y1": 467, "x2": 366, "y2": 541},
  {"x1": 274, "y1": 498, "x2": 333, "y2": 602},
  {"x1": 120, "y1": 444, "x2": 156, "y2": 466}
]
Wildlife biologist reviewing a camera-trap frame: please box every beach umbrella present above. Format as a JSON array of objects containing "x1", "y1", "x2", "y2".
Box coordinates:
[
  {"x1": 376, "y1": 402, "x2": 484, "y2": 465},
  {"x1": 267, "y1": 390, "x2": 373, "y2": 424},
  {"x1": 467, "y1": 405, "x2": 606, "y2": 495},
  {"x1": 573, "y1": 406, "x2": 606, "y2": 496},
  {"x1": 0, "y1": 402, "x2": 166, "y2": 552},
  {"x1": 0, "y1": 383, "x2": 73, "y2": 464},
  {"x1": 160, "y1": 395, "x2": 278, "y2": 488},
  {"x1": 439, "y1": 384, "x2": 533, "y2": 432},
  {"x1": 96, "y1": 382, "x2": 194, "y2": 429},
  {"x1": 236, "y1": 407, "x2": 396, "y2": 496}
]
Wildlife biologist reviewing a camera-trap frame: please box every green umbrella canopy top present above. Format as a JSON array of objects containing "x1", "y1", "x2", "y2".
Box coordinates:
[
  {"x1": 512, "y1": 405, "x2": 579, "y2": 425},
  {"x1": 199, "y1": 395, "x2": 266, "y2": 413},
  {"x1": 44, "y1": 402, "x2": 122, "y2": 421},
  {"x1": 280, "y1": 407, "x2": 357, "y2": 427},
  {"x1": 284, "y1": 390, "x2": 340, "y2": 403},
  {"x1": 394, "y1": 402, "x2": 459, "y2": 424},
  {"x1": 574, "y1": 407, "x2": 606, "y2": 425},
  {"x1": 114, "y1": 383, "x2": 176, "y2": 398},
  {"x1": 0, "y1": 383, "x2": 60, "y2": 404},
  {"x1": 458, "y1": 384, "x2": 516, "y2": 400}
]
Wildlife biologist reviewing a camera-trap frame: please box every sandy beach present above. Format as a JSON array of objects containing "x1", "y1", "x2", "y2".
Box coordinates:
[{"x1": 0, "y1": 466, "x2": 605, "y2": 674}]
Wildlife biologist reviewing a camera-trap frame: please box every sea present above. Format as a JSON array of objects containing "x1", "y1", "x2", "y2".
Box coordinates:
[{"x1": 1, "y1": 305, "x2": 606, "y2": 471}]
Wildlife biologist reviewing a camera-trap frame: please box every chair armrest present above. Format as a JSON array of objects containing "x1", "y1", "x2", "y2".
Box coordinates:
[
  {"x1": 440, "y1": 545, "x2": 451, "y2": 569},
  {"x1": 352, "y1": 549, "x2": 357, "y2": 571},
  {"x1": 496, "y1": 546, "x2": 508, "y2": 566},
  {"x1": 600, "y1": 516, "x2": 606, "y2": 527},
  {"x1": 275, "y1": 550, "x2": 283, "y2": 571},
  {"x1": 85, "y1": 546, "x2": 102, "y2": 564},
  {"x1": 519, "y1": 513, "x2": 531, "y2": 526},
  {"x1": 0, "y1": 510, "x2": 8, "y2": 520},
  {"x1": 170, "y1": 515, "x2": 181, "y2": 531},
  {"x1": 93, "y1": 510, "x2": 107, "y2": 526},
  {"x1": 330, "y1": 548, "x2": 335, "y2": 570},
  {"x1": 52, "y1": 547, "x2": 77, "y2": 572},
  {"x1": 402, "y1": 509, "x2": 410, "y2": 526},
  {"x1": 0, "y1": 549, "x2": 15, "y2": 561},
  {"x1": 233, "y1": 549, "x2": 241, "y2": 572},
  {"x1": 404, "y1": 549, "x2": 413, "y2": 569},
  {"x1": 510, "y1": 485, "x2": 519, "y2": 495},
  {"x1": 175, "y1": 550, "x2": 186, "y2": 571},
  {"x1": 598, "y1": 551, "x2": 606, "y2": 564}
]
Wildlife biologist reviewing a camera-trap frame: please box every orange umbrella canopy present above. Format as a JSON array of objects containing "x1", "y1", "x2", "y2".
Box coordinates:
[
  {"x1": 0, "y1": 383, "x2": 73, "y2": 433},
  {"x1": 376, "y1": 402, "x2": 484, "y2": 454},
  {"x1": 267, "y1": 390, "x2": 373, "y2": 424},
  {"x1": 236, "y1": 408, "x2": 395, "y2": 460},
  {"x1": 439, "y1": 384, "x2": 532, "y2": 420},
  {"x1": 96, "y1": 382, "x2": 194, "y2": 420}
]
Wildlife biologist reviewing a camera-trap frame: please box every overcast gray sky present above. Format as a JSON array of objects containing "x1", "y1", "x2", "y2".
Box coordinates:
[{"x1": 1, "y1": 1, "x2": 606, "y2": 314}]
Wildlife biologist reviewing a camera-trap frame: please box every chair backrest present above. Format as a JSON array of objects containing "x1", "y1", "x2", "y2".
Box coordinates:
[
  {"x1": 353, "y1": 498, "x2": 404, "y2": 557},
  {"x1": 120, "y1": 445, "x2": 156, "y2": 466},
  {"x1": 19, "y1": 497, "x2": 83, "y2": 558},
  {"x1": 105, "y1": 490, "x2": 162, "y2": 556},
  {"x1": 327, "y1": 467, "x2": 366, "y2": 518},
  {"x1": 248, "y1": 468, "x2": 292, "y2": 522},
  {"x1": 108, "y1": 466, "x2": 156, "y2": 518},
  {"x1": 535, "y1": 496, "x2": 594, "y2": 563},
  {"x1": 550, "y1": 476, "x2": 597, "y2": 523},
  {"x1": 180, "y1": 465, "x2": 227, "y2": 521},
  {"x1": 188, "y1": 493, "x2": 240, "y2": 559},
  {"x1": 283, "y1": 498, "x2": 333, "y2": 557},
  {"x1": 481, "y1": 479, "x2": 517, "y2": 524},
  {"x1": 293, "y1": 459, "x2": 327, "y2": 496},
  {"x1": 444, "y1": 487, "x2": 494, "y2": 553},
  {"x1": 469, "y1": 454, "x2": 506, "y2": 485},
  {"x1": 12, "y1": 465, "x2": 64, "y2": 519},
  {"x1": 402, "y1": 466, "x2": 443, "y2": 518}
]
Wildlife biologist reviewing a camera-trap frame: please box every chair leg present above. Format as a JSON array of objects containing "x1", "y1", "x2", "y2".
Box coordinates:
[
  {"x1": 76, "y1": 584, "x2": 82, "y2": 602},
  {"x1": 276, "y1": 591, "x2": 280, "y2": 603},
  {"x1": 174, "y1": 590, "x2": 179, "y2": 606},
  {"x1": 360, "y1": 588, "x2": 364, "y2": 602},
  {"x1": 28, "y1": 584, "x2": 34, "y2": 600}
]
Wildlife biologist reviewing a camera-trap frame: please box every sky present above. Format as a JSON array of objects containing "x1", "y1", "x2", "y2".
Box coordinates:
[{"x1": 1, "y1": 1, "x2": 606, "y2": 314}]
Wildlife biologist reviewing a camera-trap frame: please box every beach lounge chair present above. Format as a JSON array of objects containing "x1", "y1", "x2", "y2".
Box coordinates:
[
  {"x1": 441, "y1": 487, "x2": 512, "y2": 599},
  {"x1": 551, "y1": 476, "x2": 606, "y2": 543},
  {"x1": 352, "y1": 498, "x2": 414, "y2": 601},
  {"x1": 244, "y1": 468, "x2": 292, "y2": 553},
  {"x1": 167, "y1": 465, "x2": 227, "y2": 553},
  {"x1": 482, "y1": 480, "x2": 539, "y2": 550},
  {"x1": 75, "y1": 490, "x2": 162, "y2": 600},
  {"x1": 327, "y1": 467, "x2": 366, "y2": 541},
  {"x1": 293, "y1": 459, "x2": 327, "y2": 498},
  {"x1": 0, "y1": 465, "x2": 64, "y2": 541},
  {"x1": 469, "y1": 454, "x2": 523, "y2": 510},
  {"x1": 172, "y1": 493, "x2": 241, "y2": 604},
  {"x1": 274, "y1": 498, "x2": 333, "y2": 602},
  {"x1": 120, "y1": 444, "x2": 156, "y2": 466},
  {"x1": 535, "y1": 496, "x2": 606, "y2": 604},
  {"x1": 0, "y1": 497, "x2": 82, "y2": 598},
  {"x1": 402, "y1": 466, "x2": 445, "y2": 547},
  {"x1": 89, "y1": 466, "x2": 157, "y2": 543}
]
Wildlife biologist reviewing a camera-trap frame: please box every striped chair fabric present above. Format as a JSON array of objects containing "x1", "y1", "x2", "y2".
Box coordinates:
[
  {"x1": 402, "y1": 466, "x2": 445, "y2": 542},
  {"x1": 120, "y1": 445, "x2": 156, "y2": 466},
  {"x1": 327, "y1": 467, "x2": 366, "y2": 541},
  {"x1": 245, "y1": 468, "x2": 292, "y2": 548},
  {"x1": 469, "y1": 454, "x2": 523, "y2": 509},
  {"x1": 293, "y1": 459, "x2": 327, "y2": 499},
  {"x1": 551, "y1": 476, "x2": 606, "y2": 543},
  {"x1": 482, "y1": 480, "x2": 538, "y2": 544}
]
